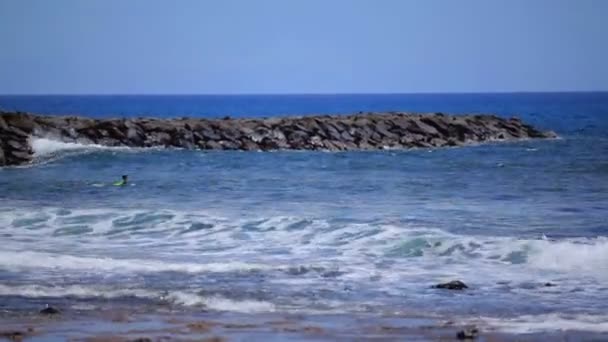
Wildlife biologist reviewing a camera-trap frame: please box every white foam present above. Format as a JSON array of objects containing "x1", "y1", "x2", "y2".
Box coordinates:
[
  {"x1": 203, "y1": 297, "x2": 276, "y2": 313},
  {"x1": 2, "y1": 206, "x2": 608, "y2": 292},
  {"x1": 474, "y1": 313, "x2": 608, "y2": 333},
  {"x1": 0, "y1": 250, "x2": 272, "y2": 274},
  {"x1": 527, "y1": 238, "x2": 608, "y2": 276},
  {"x1": 30, "y1": 138, "x2": 124, "y2": 157},
  {"x1": 0, "y1": 284, "x2": 275, "y2": 312},
  {"x1": 0, "y1": 284, "x2": 157, "y2": 300}
]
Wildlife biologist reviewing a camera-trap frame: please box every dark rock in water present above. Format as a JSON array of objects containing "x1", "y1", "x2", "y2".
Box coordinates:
[
  {"x1": 0, "y1": 111, "x2": 557, "y2": 167},
  {"x1": 39, "y1": 305, "x2": 60, "y2": 315},
  {"x1": 456, "y1": 326, "x2": 479, "y2": 339},
  {"x1": 434, "y1": 280, "x2": 468, "y2": 290},
  {"x1": 0, "y1": 330, "x2": 25, "y2": 341}
]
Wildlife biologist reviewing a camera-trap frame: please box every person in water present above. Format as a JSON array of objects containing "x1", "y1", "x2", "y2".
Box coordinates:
[{"x1": 114, "y1": 175, "x2": 128, "y2": 186}]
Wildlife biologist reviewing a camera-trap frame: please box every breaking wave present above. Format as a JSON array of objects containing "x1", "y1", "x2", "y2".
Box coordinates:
[
  {"x1": 1, "y1": 207, "x2": 607, "y2": 281},
  {"x1": 31, "y1": 138, "x2": 133, "y2": 157},
  {"x1": 0, "y1": 284, "x2": 275, "y2": 312}
]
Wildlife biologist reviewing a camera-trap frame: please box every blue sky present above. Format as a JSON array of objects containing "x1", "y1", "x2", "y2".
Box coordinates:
[{"x1": 0, "y1": 0, "x2": 606, "y2": 94}]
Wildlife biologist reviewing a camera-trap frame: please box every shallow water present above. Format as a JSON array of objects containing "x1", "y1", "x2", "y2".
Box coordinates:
[{"x1": 1, "y1": 93, "x2": 607, "y2": 334}]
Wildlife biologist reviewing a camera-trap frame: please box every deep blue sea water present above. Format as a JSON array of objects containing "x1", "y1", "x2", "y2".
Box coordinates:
[{"x1": 0, "y1": 93, "x2": 607, "y2": 334}]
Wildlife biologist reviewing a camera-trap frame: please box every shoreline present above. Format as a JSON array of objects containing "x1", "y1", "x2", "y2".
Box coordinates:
[
  {"x1": 2, "y1": 309, "x2": 606, "y2": 342},
  {"x1": 1, "y1": 111, "x2": 556, "y2": 166}
]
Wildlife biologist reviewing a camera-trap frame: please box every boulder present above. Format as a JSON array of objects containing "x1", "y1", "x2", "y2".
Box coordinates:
[
  {"x1": 323, "y1": 140, "x2": 346, "y2": 151},
  {"x1": 259, "y1": 137, "x2": 280, "y2": 150},
  {"x1": 10, "y1": 150, "x2": 32, "y2": 162},
  {"x1": 323, "y1": 122, "x2": 343, "y2": 141},
  {"x1": 340, "y1": 130, "x2": 355, "y2": 142},
  {"x1": 0, "y1": 116, "x2": 8, "y2": 130},
  {"x1": 3, "y1": 113, "x2": 37, "y2": 132},
  {"x1": 434, "y1": 280, "x2": 468, "y2": 290},
  {"x1": 456, "y1": 327, "x2": 479, "y2": 340},
  {"x1": 40, "y1": 305, "x2": 60, "y2": 315},
  {"x1": 219, "y1": 140, "x2": 240, "y2": 150},
  {"x1": 357, "y1": 139, "x2": 375, "y2": 150},
  {"x1": 240, "y1": 138, "x2": 260, "y2": 151},
  {"x1": 203, "y1": 140, "x2": 223, "y2": 150},
  {"x1": 309, "y1": 136, "x2": 324, "y2": 148},
  {"x1": 287, "y1": 130, "x2": 309, "y2": 143},
  {"x1": 374, "y1": 121, "x2": 398, "y2": 139},
  {"x1": 146, "y1": 131, "x2": 172, "y2": 146},
  {"x1": 8, "y1": 126, "x2": 28, "y2": 138},
  {"x1": 7, "y1": 139, "x2": 27, "y2": 151}
]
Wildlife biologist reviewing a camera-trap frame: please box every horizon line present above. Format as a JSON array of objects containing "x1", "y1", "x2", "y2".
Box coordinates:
[{"x1": 1, "y1": 90, "x2": 608, "y2": 97}]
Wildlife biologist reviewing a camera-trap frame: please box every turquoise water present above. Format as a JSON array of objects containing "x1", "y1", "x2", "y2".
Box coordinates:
[{"x1": 0, "y1": 93, "x2": 607, "y2": 333}]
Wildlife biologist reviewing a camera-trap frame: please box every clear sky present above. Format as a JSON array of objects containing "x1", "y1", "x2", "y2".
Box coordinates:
[{"x1": 0, "y1": 0, "x2": 606, "y2": 94}]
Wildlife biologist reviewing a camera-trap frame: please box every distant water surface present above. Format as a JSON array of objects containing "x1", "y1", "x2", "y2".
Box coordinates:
[{"x1": 0, "y1": 93, "x2": 607, "y2": 335}]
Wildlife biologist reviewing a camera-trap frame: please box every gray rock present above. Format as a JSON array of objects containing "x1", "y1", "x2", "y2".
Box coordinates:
[
  {"x1": 271, "y1": 128, "x2": 287, "y2": 141},
  {"x1": 322, "y1": 122, "x2": 343, "y2": 141},
  {"x1": 259, "y1": 137, "x2": 280, "y2": 150},
  {"x1": 0, "y1": 146, "x2": 5, "y2": 166},
  {"x1": 323, "y1": 140, "x2": 346, "y2": 151},
  {"x1": 146, "y1": 131, "x2": 172, "y2": 146},
  {"x1": 374, "y1": 121, "x2": 398, "y2": 139},
  {"x1": 456, "y1": 326, "x2": 479, "y2": 340},
  {"x1": 429, "y1": 137, "x2": 448, "y2": 147},
  {"x1": 39, "y1": 305, "x2": 60, "y2": 315},
  {"x1": 3, "y1": 113, "x2": 37, "y2": 132},
  {"x1": 357, "y1": 139, "x2": 375, "y2": 150},
  {"x1": 309, "y1": 135, "x2": 324, "y2": 148},
  {"x1": 219, "y1": 127, "x2": 241, "y2": 142},
  {"x1": 0, "y1": 111, "x2": 556, "y2": 166},
  {"x1": 203, "y1": 140, "x2": 223, "y2": 150},
  {"x1": 7, "y1": 139, "x2": 27, "y2": 151},
  {"x1": 0, "y1": 116, "x2": 8, "y2": 130},
  {"x1": 240, "y1": 139, "x2": 260, "y2": 151},
  {"x1": 340, "y1": 130, "x2": 354, "y2": 142},
  {"x1": 219, "y1": 140, "x2": 240, "y2": 150},
  {"x1": 11, "y1": 150, "x2": 31, "y2": 161},
  {"x1": 434, "y1": 280, "x2": 468, "y2": 290},
  {"x1": 8, "y1": 126, "x2": 28, "y2": 138},
  {"x1": 126, "y1": 128, "x2": 145, "y2": 146}
]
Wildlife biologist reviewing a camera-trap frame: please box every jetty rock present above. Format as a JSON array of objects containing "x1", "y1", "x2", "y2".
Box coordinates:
[{"x1": 0, "y1": 111, "x2": 557, "y2": 166}]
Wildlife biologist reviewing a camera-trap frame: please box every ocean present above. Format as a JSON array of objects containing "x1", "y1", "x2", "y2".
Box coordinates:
[{"x1": 0, "y1": 93, "x2": 607, "y2": 339}]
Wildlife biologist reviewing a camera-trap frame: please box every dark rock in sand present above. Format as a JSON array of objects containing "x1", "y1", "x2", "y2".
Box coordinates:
[
  {"x1": 0, "y1": 111, "x2": 557, "y2": 167},
  {"x1": 39, "y1": 305, "x2": 61, "y2": 315},
  {"x1": 0, "y1": 330, "x2": 25, "y2": 342},
  {"x1": 457, "y1": 326, "x2": 479, "y2": 340},
  {"x1": 434, "y1": 280, "x2": 468, "y2": 290}
]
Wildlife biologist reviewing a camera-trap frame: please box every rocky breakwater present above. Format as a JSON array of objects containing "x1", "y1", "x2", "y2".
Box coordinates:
[{"x1": 0, "y1": 111, "x2": 556, "y2": 166}]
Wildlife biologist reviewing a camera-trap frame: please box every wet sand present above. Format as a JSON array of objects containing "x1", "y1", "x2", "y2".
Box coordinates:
[{"x1": 1, "y1": 309, "x2": 606, "y2": 342}]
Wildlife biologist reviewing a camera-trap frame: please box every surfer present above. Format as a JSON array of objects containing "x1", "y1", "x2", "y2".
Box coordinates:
[{"x1": 113, "y1": 175, "x2": 128, "y2": 186}]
